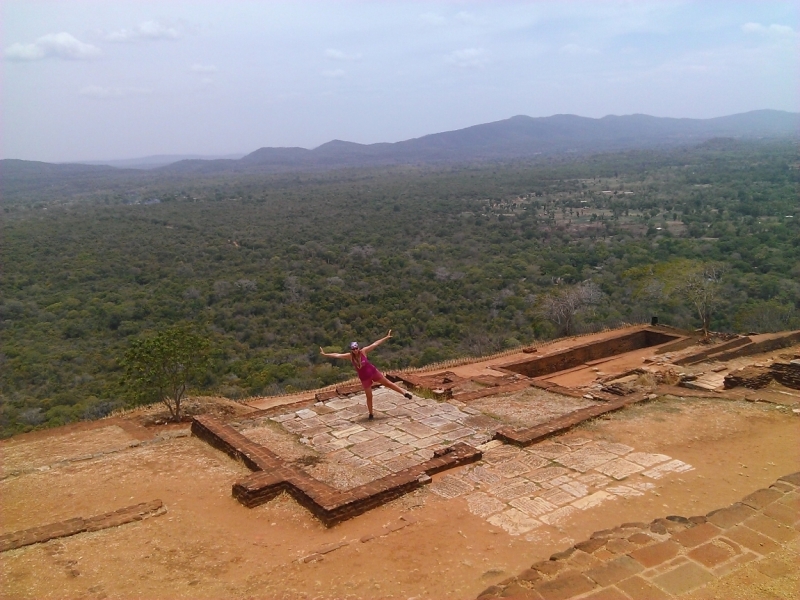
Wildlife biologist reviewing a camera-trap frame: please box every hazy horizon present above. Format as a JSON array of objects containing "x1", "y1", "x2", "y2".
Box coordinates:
[{"x1": 3, "y1": 1, "x2": 798, "y2": 163}]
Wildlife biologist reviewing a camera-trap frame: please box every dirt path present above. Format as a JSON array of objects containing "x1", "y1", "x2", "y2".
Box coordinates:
[{"x1": 1, "y1": 396, "x2": 798, "y2": 599}]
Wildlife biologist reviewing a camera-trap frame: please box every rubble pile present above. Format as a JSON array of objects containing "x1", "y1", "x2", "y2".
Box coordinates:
[
  {"x1": 724, "y1": 361, "x2": 800, "y2": 390},
  {"x1": 723, "y1": 365, "x2": 774, "y2": 389},
  {"x1": 771, "y1": 361, "x2": 800, "y2": 389}
]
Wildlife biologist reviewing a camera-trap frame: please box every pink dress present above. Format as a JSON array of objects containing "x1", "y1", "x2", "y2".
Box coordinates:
[{"x1": 352, "y1": 353, "x2": 381, "y2": 387}]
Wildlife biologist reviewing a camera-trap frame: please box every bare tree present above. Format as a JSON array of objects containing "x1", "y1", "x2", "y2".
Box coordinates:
[
  {"x1": 680, "y1": 263, "x2": 724, "y2": 338},
  {"x1": 539, "y1": 281, "x2": 603, "y2": 336}
]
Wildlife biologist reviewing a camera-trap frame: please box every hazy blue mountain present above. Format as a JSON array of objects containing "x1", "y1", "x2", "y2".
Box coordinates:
[
  {"x1": 76, "y1": 153, "x2": 246, "y2": 169},
  {"x1": 3, "y1": 110, "x2": 798, "y2": 187},
  {"x1": 161, "y1": 109, "x2": 799, "y2": 174}
]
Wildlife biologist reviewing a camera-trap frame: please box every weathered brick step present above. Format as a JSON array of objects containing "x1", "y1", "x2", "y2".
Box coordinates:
[
  {"x1": 477, "y1": 472, "x2": 800, "y2": 600},
  {"x1": 674, "y1": 337, "x2": 753, "y2": 366},
  {"x1": 0, "y1": 500, "x2": 164, "y2": 553}
]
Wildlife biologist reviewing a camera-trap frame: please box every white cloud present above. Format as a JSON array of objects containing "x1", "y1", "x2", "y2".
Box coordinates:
[
  {"x1": 455, "y1": 12, "x2": 479, "y2": 24},
  {"x1": 325, "y1": 48, "x2": 361, "y2": 61},
  {"x1": 560, "y1": 44, "x2": 600, "y2": 56},
  {"x1": 742, "y1": 22, "x2": 795, "y2": 36},
  {"x1": 445, "y1": 48, "x2": 489, "y2": 69},
  {"x1": 104, "y1": 21, "x2": 180, "y2": 42},
  {"x1": 79, "y1": 85, "x2": 151, "y2": 99},
  {"x1": 322, "y1": 69, "x2": 345, "y2": 78},
  {"x1": 190, "y1": 64, "x2": 217, "y2": 73},
  {"x1": 5, "y1": 32, "x2": 101, "y2": 61}
]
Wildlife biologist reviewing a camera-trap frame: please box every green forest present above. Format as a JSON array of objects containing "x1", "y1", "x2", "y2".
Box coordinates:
[{"x1": 2, "y1": 139, "x2": 799, "y2": 437}]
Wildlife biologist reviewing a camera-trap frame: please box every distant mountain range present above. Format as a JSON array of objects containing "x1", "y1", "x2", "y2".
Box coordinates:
[
  {"x1": 158, "y1": 109, "x2": 799, "y2": 175},
  {"x1": 76, "y1": 153, "x2": 246, "y2": 170},
  {"x1": 3, "y1": 110, "x2": 798, "y2": 184}
]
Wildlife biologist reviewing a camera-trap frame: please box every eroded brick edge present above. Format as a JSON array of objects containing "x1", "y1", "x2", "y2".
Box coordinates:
[
  {"x1": 477, "y1": 472, "x2": 800, "y2": 599},
  {"x1": 0, "y1": 500, "x2": 165, "y2": 553}
]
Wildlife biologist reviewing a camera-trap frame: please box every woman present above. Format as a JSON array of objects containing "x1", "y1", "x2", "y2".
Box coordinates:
[{"x1": 320, "y1": 330, "x2": 412, "y2": 420}]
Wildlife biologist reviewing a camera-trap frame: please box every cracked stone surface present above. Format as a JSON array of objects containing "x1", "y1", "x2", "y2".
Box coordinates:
[
  {"x1": 440, "y1": 438, "x2": 692, "y2": 535},
  {"x1": 237, "y1": 388, "x2": 492, "y2": 490}
]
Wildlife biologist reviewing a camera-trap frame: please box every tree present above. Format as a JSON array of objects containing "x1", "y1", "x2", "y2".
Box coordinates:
[
  {"x1": 679, "y1": 263, "x2": 725, "y2": 338},
  {"x1": 121, "y1": 324, "x2": 212, "y2": 420},
  {"x1": 538, "y1": 281, "x2": 603, "y2": 336}
]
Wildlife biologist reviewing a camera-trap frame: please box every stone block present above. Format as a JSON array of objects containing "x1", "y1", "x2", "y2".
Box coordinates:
[
  {"x1": 711, "y1": 551, "x2": 758, "y2": 578},
  {"x1": 741, "y1": 487, "x2": 783, "y2": 510},
  {"x1": 574, "y1": 538, "x2": 607, "y2": 554},
  {"x1": 605, "y1": 538, "x2": 636, "y2": 555},
  {"x1": 762, "y1": 502, "x2": 799, "y2": 527},
  {"x1": 777, "y1": 471, "x2": 800, "y2": 487},
  {"x1": 532, "y1": 560, "x2": 566, "y2": 577},
  {"x1": 722, "y1": 525, "x2": 781, "y2": 555},
  {"x1": 627, "y1": 533, "x2": 653, "y2": 546},
  {"x1": 687, "y1": 541, "x2": 735, "y2": 568},
  {"x1": 771, "y1": 481, "x2": 795, "y2": 493},
  {"x1": 517, "y1": 568, "x2": 543, "y2": 584},
  {"x1": 585, "y1": 555, "x2": 643, "y2": 586},
  {"x1": 579, "y1": 588, "x2": 629, "y2": 600},
  {"x1": 672, "y1": 522, "x2": 721, "y2": 548},
  {"x1": 706, "y1": 502, "x2": 756, "y2": 529},
  {"x1": 499, "y1": 582, "x2": 543, "y2": 598},
  {"x1": 651, "y1": 562, "x2": 714, "y2": 596},
  {"x1": 754, "y1": 557, "x2": 794, "y2": 579},
  {"x1": 477, "y1": 585, "x2": 504, "y2": 599},
  {"x1": 533, "y1": 571, "x2": 596, "y2": 600},
  {"x1": 615, "y1": 576, "x2": 671, "y2": 600},
  {"x1": 743, "y1": 514, "x2": 798, "y2": 543},
  {"x1": 628, "y1": 540, "x2": 681, "y2": 568}
]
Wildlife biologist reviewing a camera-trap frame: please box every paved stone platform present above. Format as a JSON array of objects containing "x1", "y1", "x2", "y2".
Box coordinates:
[
  {"x1": 240, "y1": 388, "x2": 593, "y2": 490},
  {"x1": 476, "y1": 472, "x2": 800, "y2": 599},
  {"x1": 429, "y1": 438, "x2": 692, "y2": 537}
]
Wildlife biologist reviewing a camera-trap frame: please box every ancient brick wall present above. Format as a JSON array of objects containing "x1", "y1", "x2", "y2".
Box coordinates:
[{"x1": 501, "y1": 330, "x2": 679, "y2": 378}]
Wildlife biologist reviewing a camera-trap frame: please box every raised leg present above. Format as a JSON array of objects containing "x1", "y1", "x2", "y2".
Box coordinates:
[{"x1": 374, "y1": 373, "x2": 412, "y2": 399}]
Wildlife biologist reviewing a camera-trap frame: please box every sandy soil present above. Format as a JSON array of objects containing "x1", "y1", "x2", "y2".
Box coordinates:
[{"x1": 1, "y1": 392, "x2": 798, "y2": 600}]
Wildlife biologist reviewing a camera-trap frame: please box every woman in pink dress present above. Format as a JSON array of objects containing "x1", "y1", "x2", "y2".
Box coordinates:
[{"x1": 320, "y1": 330, "x2": 412, "y2": 420}]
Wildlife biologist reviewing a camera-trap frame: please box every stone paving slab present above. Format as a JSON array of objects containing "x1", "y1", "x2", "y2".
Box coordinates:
[{"x1": 476, "y1": 472, "x2": 800, "y2": 600}]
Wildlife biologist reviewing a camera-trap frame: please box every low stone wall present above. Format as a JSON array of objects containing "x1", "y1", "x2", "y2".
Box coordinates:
[
  {"x1": 0, "y1": 500, "x2": 165, "y2": 553},
  {"x1": 500, "y1": 329, "x2": 681, "y2": 378},
  {"x1": 478, "y1": 472, "x2": 800, "y2": 599}
]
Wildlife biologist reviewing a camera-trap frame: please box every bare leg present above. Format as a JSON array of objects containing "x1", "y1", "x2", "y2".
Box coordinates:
[
  {"x1": 364, "y1": 384, "x2": 374, "y2": 416},
  {"x1": 374, "y1": 373, "x2": 411, "y2": 398}
]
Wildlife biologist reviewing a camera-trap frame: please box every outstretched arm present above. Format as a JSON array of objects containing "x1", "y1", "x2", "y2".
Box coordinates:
[
  {"x1": 362, "y1": 330, "x2": 392, "y2": 354},
  {"x1": 320, "y1": 347, "x2": 350, "y2": 359}
]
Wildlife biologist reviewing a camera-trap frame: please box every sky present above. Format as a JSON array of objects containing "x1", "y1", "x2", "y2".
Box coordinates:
[{"x1": 2, "y1": 1, "x2": 798, "y2": 163}]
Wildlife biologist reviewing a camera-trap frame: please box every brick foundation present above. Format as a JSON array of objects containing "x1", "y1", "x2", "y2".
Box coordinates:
[
  {"x1": 192, "y1": 415, "x2": 481, "y2": 526},
  {"x1": 0, "y1": 500, "x2": 164, "y2": 553},
  {"x1": 499, "y1": 329, "x2": 682, "y2": 378}
]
